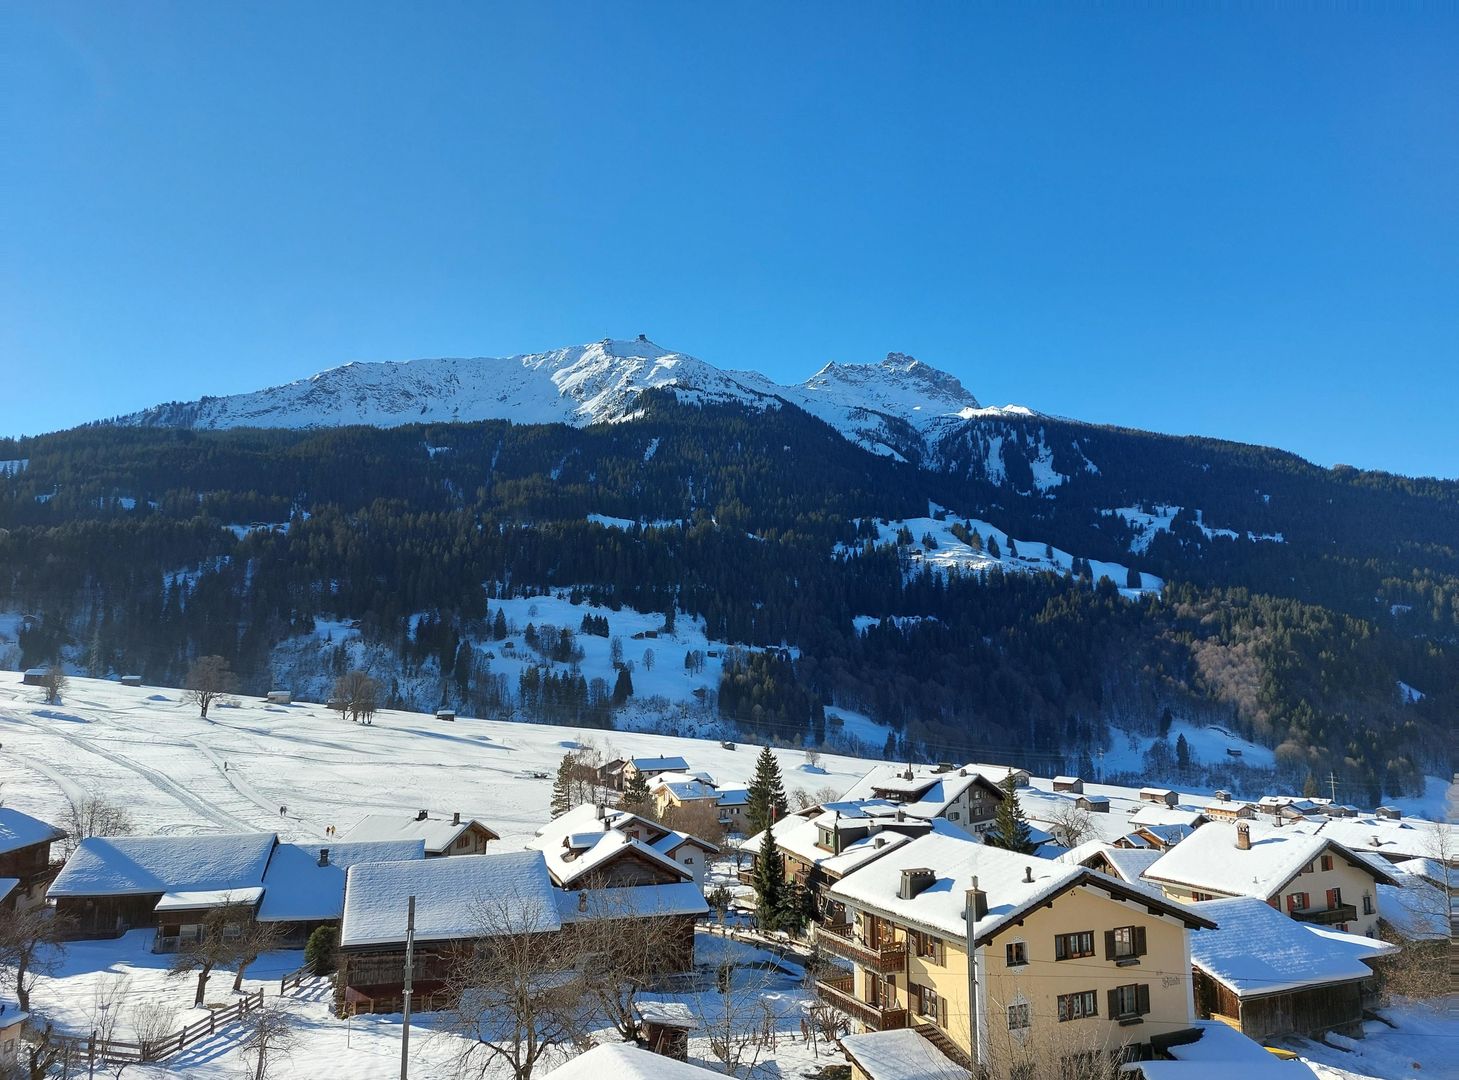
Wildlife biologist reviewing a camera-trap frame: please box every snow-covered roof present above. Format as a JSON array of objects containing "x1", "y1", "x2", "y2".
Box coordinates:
[
  {"x1": 257, "y1": 840, "x2": 426, "y2": 923},
  {"x1": 1392, "y1": 857, "x2": 1455, "y2": 890},
  {"x1": 653, "y1": 778, "x2": 718, "y2": 802},
  {"x1": 840, "y1": 764, "x2": 999, "y2": 820},
  {"x1": 1143, "y1": 820, "x2": 1398, "y2": 899},
  {"x1": 1377, "y1": 878, "x2": 1451, "y2": 941},
  {"x1": 340, "y1": 851, "x2": 560, "y2": 948},
  {"x1": 555, "y1": 881, "x2": 707, "y2": 922},
  {"x1": 1288, "y1": 816, "x2": 1458, "y2": 862},
  {"x1": 553, "y1": 829, "x2": 690, "y2": 888},
  {"x1": 1130, "y1": 805, "x2": 1205, "y2": 828},
  {"x1": 830, "y1": 832, "x2": 1210, "y2": 944},
  {"x1": 649, "y1": 830, "x2": 719, "y2": 858},
  {"x1": 741, "y1": 802, "x2": 921, "y2": 878},
  {"x1": 0, "y1": 878, "x2": 19, "y2": 904},
  {"x1": 540, "y1": 1043, "x2": 722, "y2": 1079},
  {"x1": 628, "y1": 756, "x2": 688, "y2": 774},
  {"x1": 839, "y1": 1028, "x2": 971, "y2": 1080},
  {"x1": 716, "y1": 787, "x2": 749, "y2": 806},
  {"x1": 340, "y1": 813, "x2": 497, "y2": 855},
  {"x1": 1188, "y1": 897, "x2": 1389, "y2": 997},
  {"x1": 155, "y1": 886, "x2": 264, "y2": 911},
  {"x1": 1059, "y1": 842, "x2": 1164, "y2": 884},
  {"x1": 0, "y1": 807, "x2": 65, "y2": 855},
  {"x1": 529, "y1": 806, "x2": 692, "y2": 887},
  {"x1": 49, "y1": 833, "x2": 277, "y2": 898},
  {"x1": 0, "y1": 998, "x2": 30, "y2": 1034},
  {"x1": 1120, "y1": 1020, "x2": 1314, "y2": 1079}
]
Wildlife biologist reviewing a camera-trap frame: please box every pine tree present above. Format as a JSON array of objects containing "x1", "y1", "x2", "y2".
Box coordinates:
[
  {"x1": 984, "y1": 774, "x2": 1037, "y2": 854},
  {"x1": 776, "y1": 875, "x2": 814, "y2": 935},
  {"x1": 551, "y1": 753, "x2": 573, "y2": 817},
  {"x1": 623, "y1": 769, "x2": 652, "y2": 810},
  {"x1": 752, "y1": 825, "x2": 786, "y2": 931},
  {"x1": 747, "y1": 746, "x2": 788, "y2": 837},
  {"x1": 1175, "y1": 733, "x2": 1191, "y2": 776},
  {"x1": 1303, "y1": 772, "x2": 1319, "y2": 799},
  {"x1": 612, "y1": 666, "x2": 634, "y2": 705}
]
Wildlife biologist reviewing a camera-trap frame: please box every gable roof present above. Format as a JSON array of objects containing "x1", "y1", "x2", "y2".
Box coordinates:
[
  {"x1": 340, "y1": 850, "x2": 559, "y2": 948},
  {"x1": 340, "y1": 813, "x2": 498, "y2": 854},
  {"x1": 1189, "y1": 896, "x2": 1395, "y2": 997},
  {"x1": 256, "y1": 840, "x2": 426, "y2": 923},
  {"x1": 830, "y1": 832, "x2": 1212, "y2": 945},
  {"x1": 529, "y1": 805, "x2": 695, "y2": 886},
  {"x1": 1143, "y1": 820, "x2": 1400, "y2": 899},
  {"x1": 0, "y1": 807, "x2": 66, "y2": 855},
  {"x1": 628, "y1": 755, "x2": 688, "y2": 774},
  {"x1": 49, "y1": 833, "x2": 277, "y2": 898},
  {"x1": 839, "y1": 1028, "x2": 970, "y2": 1080},
  {"x1": 1060, "y1": 841, "x2": 1164, "y2": 884},
  {"x1": 541, "y1": 1044, "x2": 722, "y2": 1079},
  {"x1": 1378, "y1": 877, "x2": 1451, "y2": 941},
  {"x1": 840, "y1": 764, "x2": 1002, "y2": 820}
]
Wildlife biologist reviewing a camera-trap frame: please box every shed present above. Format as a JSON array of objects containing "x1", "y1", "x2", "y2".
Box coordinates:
[
  {"x1": 1139, "y1": 787, "x2": 1179, "y2": 807},
  {"x1": 120, "y1": 674, "x2": 143, "y2": 688},
  {"x1": 1076, "y1": 795, "x2": 1110, "y2": 813},
  {"x1": 1375, "y1": 806, "x2": 1403, "y2": 821},
  {"x1": 635, "y1": 1000, "x2": 696, "y2": 1061},
  {"x1": 21, "y1": 668, "x2": 46, "y2": 687},
  {"x1": 435, "y1": 709, "x2": 456, "y2": 722},
  {"x1": 266, "y1": 690, "x2": 291, "y2": 704},
  {"x1": 1052, "y1": 776, "x2": 1083, "y2": 794}
]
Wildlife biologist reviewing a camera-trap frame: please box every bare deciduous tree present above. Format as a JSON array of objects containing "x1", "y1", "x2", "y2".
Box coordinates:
[
  {"x1": 1046, "y1": 801, "x2": 1097, "y2": 848},
  {"x1": 129, "y1": 1000, "x2": 178, "y2": 1060},
  {"x1": 40, "y1": 665, "x2": 67, "y2": 706},
  {"x1": 167, "y1": 898, "x2": 254, "y2": 1007},
  {"x1": 332, "y1": 670, "x2": 380, "y2": 725},
  {"x1": 443, "y1": 890, "x2": 583, "y2": 1080},
  {"x1": 184, "y1": 655, "x2": 237, "y2": 718},
  {"x1": 231, "y1": 918, "x2": 284, "y2": 992},
  {"x1": 239, "y1": 1002, "x2": 296, "y2": 1080},
  {"x1": 61, "y1": 791, "x2": 135, "y2": 857},
  {"x1": 659, "y1": 798, "x2": 726, "y2": 848},
  {"x1": 0, "y1": 904, "x2": 66, "y2": 1011}
]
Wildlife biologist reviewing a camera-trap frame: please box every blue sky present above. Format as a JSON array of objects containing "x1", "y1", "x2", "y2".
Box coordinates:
[{"x1": 3, "y1": 4, "x2": 1456, "y2": 477}]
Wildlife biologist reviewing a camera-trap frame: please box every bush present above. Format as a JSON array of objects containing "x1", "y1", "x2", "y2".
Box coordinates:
[{"x1": 304, "y1": 924, "x2": 337, "y2": 975}]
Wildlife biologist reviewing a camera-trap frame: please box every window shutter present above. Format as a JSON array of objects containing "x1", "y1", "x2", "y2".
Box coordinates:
[
  {"x1": 1134, "y1": 925, "x2": 1147, "y2": 956},
  {"x1": 1107, "y1": 988, "x2": 1118, "y2": 1017},
  {"x1": 1055, "y1": 936, "x2": 1066, "y2": 961},
  {"x1": 1104, "y1": 930, "x2": 1116, "y2": 960},
  {"x1": 1136, "y1": 983, "x2": 1150, "y2": 1015},
  {"x1": 940, "y1": 997, "x2": 948, "y2": 1027}
]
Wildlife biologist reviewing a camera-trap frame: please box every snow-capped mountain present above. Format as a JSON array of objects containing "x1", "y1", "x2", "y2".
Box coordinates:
[{"x1": 112, "y1": 338, "x2": 1035, "y2": 463}]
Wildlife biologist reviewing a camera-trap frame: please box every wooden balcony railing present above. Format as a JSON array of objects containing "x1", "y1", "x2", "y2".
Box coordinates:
[
  {"x1": 815, "y1": 923, "x2": 907, "y2": 973},
  {"x1": 814, "y1": 973, "x2": 908, "y2": 1031},
  {"x1": 1290, "y1": 903, "x2": 1358, "y2": 926}
]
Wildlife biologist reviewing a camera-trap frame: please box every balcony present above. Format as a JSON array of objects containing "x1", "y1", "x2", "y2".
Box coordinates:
[
  {"x1": 814, "y1": 972, "x2": 908, "y2": 1031},
  {"x1": 1290, "y1": 903, "x2": 1358, "y2": 926},
  {"x1": 815, "y1": 923, "x2": 907, "y2": 974}
]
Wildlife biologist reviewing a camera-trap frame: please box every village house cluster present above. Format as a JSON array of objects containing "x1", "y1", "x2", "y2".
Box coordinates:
[{"x1": 1, "y1": 749, "x2": 1453, "y2": 1079}]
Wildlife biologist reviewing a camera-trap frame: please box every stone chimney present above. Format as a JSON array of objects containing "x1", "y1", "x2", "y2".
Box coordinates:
[
  {"x1": 1023, "y1": 866, "x2": 1034, "y2": 884},
  {"x1": 1236, "y1": 823, "x2": 1251, "y2": 850},
  {"x1": 453, "y1": 811, "x2": 461, "y2": 826},
  {"x1": 416, "y1": 809, "x2": 429, "y2": 821},
  {"x1": 596, "y1": 803, "x2": 606, "y2": 821},
  {"x1": 898, "y1": 867, "x2": 936, "y2": 901},
  {"x1": 965, "y1": 876, "x2": 989, "y2": 921},
  {"x1": 318, "y1": 848, "x2": 330, "y2": 866}
]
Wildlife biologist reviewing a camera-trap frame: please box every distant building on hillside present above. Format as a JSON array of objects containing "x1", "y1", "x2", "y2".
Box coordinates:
[{"x1": 341, "y1": 810, "x2": 499, "y2": 857}]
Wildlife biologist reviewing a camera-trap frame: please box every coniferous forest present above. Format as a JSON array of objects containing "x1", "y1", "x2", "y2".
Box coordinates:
[{"x1": 0, "y1": 391, "x2": 1453, "y2": 801}]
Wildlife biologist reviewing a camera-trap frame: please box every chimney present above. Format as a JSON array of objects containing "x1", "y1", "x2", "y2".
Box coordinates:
[
  {"x1": 416, "y1": 809, "x2": 429, "y2": 821},
  {"x1": 898, "y1": 867, "x2": 936, "y2": 901},
  {"x1": 1236, "y1": 823, "x2": 1251, "y2": 850},
  {"x1": 453, "y1": 812, "x2": 461, "y2": 826},
  {"x1": 959, "y1": 767, "x2": 967, "y2": 776},
  {"x1": 596, "y1": 803, "x2": 606, "y2": 821},
  {"x1": 1023, "y1": 866, "x2": 1034, "y2": 884},
  {"x1": 318, "y1": 848, "x2": 330, "y2": 866},
  {"x1": 965, "y1": 876, "x2": 989, "y2": 921}
]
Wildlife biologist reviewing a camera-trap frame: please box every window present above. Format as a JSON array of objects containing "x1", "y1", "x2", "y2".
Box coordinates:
[
  {"x1": 1006, "y1": 940, "x2": 1028, "y2": 967},
  {"x1": 1320, "y1": 854, "x2": 1334, "y2": 872},
  {"x1": 1286, "y1": 892, "x2": 1309, "y2": 913},
  {"x1": 1055, "y1": 931, "x2": 1095, "y2": 960},
  {"x1": 912, "y1": 931, "x2": 943, "y2": 963},
  {"x1": 1325, "y1": 887, "x2": 1342, "y2": 910},
  {"x1": 1362, "y1": 894, "x2": 1374, "y2": 915},
  {"x1": 684, "y1": 856, "x2": 694, "y2": 866},
  {"x1": 1107, "y1": 925, "x2": 1146, "y2": 961},
  {"x1": 948, "y1": 811, "x2": 960, "y2": 821},
  {"x1": 1007, "y1": 1002, "x2": 1031, "y2": 1029},
  {"x1": 916, "y1": 984, "x2": 940, "y2": 1019},
  {"x1": 1109, "y1": 983, "x2": 1150, "y2": 1019},
  {"x1": 1057, "y1": 991, "x2": 1098, "y2": 1021}
]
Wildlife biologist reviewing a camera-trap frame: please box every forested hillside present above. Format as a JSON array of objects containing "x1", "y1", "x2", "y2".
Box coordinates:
[{"x1": 0, "y1": 392, "x2": 1452, "y2": 801}]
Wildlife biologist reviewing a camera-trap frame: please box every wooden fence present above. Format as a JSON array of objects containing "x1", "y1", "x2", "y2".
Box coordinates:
[
  {"x1": 279, "y1": 963, "x2": 313, "y2": 995},
  {"x1": 62, "y1": 988, "x2": 266, "y2": 1065}
]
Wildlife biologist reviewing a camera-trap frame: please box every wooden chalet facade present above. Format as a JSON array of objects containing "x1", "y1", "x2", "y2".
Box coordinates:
[{"x1": 0, "y1": 808, "x2": 66, "y2": 913}]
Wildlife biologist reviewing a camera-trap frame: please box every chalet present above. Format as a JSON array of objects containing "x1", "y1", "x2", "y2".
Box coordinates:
[
  {"x1": 741, "y1": 802, "x2": 929, "y2": 922},
  {"x1": 964, "y1": 762, "x2": 1031, "y2": 788},
  {"x1": 1300, "y1": 814, "x2": 1459, "y2": 864},
  {"x1": 336, "y1": 847, "x2": 705, "y2": 1014},
  {"x1": 48, "y1": 832, "x2": 276, "y2": 947},
  {"x1": 1130, "y1": 805, "x2": 1205, "y2": 831},
  {"x1": 838, "y1": 764, "x2": 1006, "y2": 833},
  {"x1": 1059, "y1": 841, "x2": 1163, "y2": 886},
  {"x1": 716, "y1": 786, "x2": 749, "y2": 830},
  {"x1": 819, "y1": 831, "x2": 1215, "y2": 1076},
  {"x1": 1114, "y1": 824, "x2": 1196, "y2": 853},
  {"x1": 1052, "y1": 776, "x2": 1083, "y2": 794},
  {"x1": 20, "y1": 667, "x2": 47, "y2": 687},
  {"x1": 1376, "y1": 806, "x2": 1403, "y2": 821},
  {"x1": 341, "y1": 810, "x2": 499, "y2": 856},
  {"x1": 531, "y1": 803, "x2": 718, "y2": 888},
  {"x1": 1200, "y1": 797, "x2": 1255, "y2": 823},
  {"x1": 1188, "y1": 896, "x2": 1397, "y2": 1040},
  {"x1": 617, "y1": 755, "x2": 690, "y2": 791},
  {"x1": 1142, "y1": 820, "x2": 1402, "y2": 937},
  {"x1": 1076, "y1": 794, "x2": 1110, "y2": 814},
  {"x1": 1139, "y1": 787, "x2": 1179, "y2": 807},
  {"x1": 255, "y1": 840, "x2": 425, "y2": 945},
  {"x1": 0, "y1": 807, "x2": 66, "y2": 912},
  {"x1": 650, "y1": 773, "x2": 719, "y2": 817}
]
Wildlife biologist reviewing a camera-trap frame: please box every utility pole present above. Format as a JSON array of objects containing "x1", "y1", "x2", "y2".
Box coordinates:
[
  {"x1": 400, "y1": 895, "x2": 416, "y2": 1080},
  {"x1": 1327, "y1": 771, "x2": 1339, "y2": 802}
]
